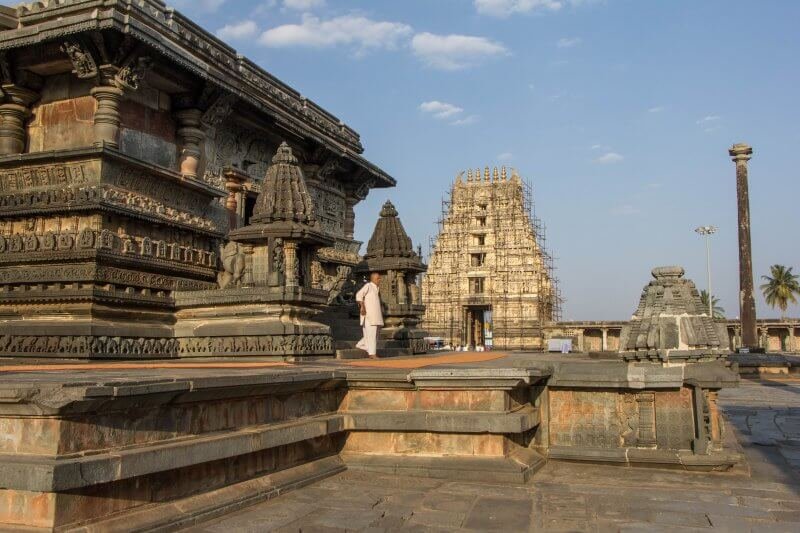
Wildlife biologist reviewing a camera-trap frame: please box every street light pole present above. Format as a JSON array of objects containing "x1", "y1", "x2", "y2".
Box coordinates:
[{"x1": 695, "y1": 226, "x2": 718, "y2": 318}]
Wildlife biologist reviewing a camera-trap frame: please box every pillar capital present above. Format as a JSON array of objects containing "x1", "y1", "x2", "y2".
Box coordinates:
[
  {"x1": 729, "y1": 143, "x2": 753, "y2": 163},
  {"x1": 1, "y1": 84, "x2": 39, "y2": 107}
]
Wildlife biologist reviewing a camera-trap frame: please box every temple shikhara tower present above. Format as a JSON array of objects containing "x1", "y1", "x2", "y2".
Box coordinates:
[{"x1": 423, "y1": 166, "x2": 560, "y2": 349}]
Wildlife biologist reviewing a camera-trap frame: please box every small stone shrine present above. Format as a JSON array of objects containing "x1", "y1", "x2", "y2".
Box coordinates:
[
  {"x1": 173, "y1": 143, "x2": 335, "y2": 358},
  {"x1": 356, "y1": 200, "x2": 427, "y2": 354},
  {"x1": 620, "y1": 266, "x2": 729, "y2": 363}
]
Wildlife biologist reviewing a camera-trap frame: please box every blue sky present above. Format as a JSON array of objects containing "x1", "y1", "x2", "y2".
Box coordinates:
[{"x1": 171, "y1": 0, "x2": 799, "y2": 320}]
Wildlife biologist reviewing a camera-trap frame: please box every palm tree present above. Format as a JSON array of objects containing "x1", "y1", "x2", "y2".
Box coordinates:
[
  {"x1": 699, "y1": 290, "x2": 725, "y2": 319},
  {"x1": 760, "y1": 265, "x2": 800, "y2": 319}
]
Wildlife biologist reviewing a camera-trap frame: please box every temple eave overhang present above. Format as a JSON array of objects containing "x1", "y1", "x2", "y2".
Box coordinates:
[
  {"x1": 2, "y1": 0, "x2": 395, "y2": 187},
  {"x1": 356, "y1": 257, "x2": 427, "y2": 274},
  {"x1": 228, "y1": 223, "x2": 335, "y2": 247}
]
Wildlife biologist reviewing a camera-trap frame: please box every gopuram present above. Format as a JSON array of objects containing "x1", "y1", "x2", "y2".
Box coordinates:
[
  {"x1": 0, "y1": 0, "x2": 393, "y2": 359},
  {"x1": 0, "y1": 2, "x2": 746, "y2": 532},
  {"x1": 423, "y1": 166, "x2": 560, "y2": 350}
]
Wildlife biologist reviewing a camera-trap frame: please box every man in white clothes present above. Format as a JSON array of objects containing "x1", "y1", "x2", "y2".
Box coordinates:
[{"x1": 355, "y1": 272, "x2": 383, "y2": 359}]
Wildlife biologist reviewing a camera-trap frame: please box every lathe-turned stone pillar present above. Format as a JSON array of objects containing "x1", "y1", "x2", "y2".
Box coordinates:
[
  {"x1": 175, "y1": 108, "x2": 205, "y2": 178},
  {"x1": 0, "y1": 84, "x2": 38, "y2": 155},
  {"x1": 90, "y1": 84, "x2": 124, "y2": 148}
]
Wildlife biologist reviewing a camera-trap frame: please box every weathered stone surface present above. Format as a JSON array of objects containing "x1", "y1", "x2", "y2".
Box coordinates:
[
  {"x1": 189, "y1": 378, "x2": 800, "y2": 532},
  {"x1": 620, "y1": 266, "x2": 730, "y2": 362}
]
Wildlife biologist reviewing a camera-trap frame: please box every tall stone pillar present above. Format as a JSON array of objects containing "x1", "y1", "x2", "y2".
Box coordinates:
[
  {"x1": 90, "y1": 85, "x2": 124, "y2": 148},
  {"x1": 175, "y1": 108, "x2": 205, "y2": 178},
  {"x1": 729, "y1": 143, "x2": 758, "y2": 349},
  {"x1": 602, "y1": 328, "x2": 608, "y2": 351},
  {"x1": 0, "y1": 85, "x2": 38, "y2": 155}
]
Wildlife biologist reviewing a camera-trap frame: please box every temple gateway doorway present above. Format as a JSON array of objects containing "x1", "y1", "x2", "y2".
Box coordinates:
[{"x1": 465, "y1": 306, "x2": 492, "y2": 349}]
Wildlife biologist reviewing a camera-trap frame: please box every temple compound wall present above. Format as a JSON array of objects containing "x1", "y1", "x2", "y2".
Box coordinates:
[
  {"x1": 0, "y1": 0, "x2": 394, "y2": 359},
  {"x1": 544, "y1": 319, "x2": 800, "y2": 355},
  {"x1": 423, "y1": 167, "x2": 559, "y2": 350}
]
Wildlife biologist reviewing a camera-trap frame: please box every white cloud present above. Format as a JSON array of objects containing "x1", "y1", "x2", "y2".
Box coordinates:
[
  {"x1": 696, "y1": 115, "x2": 720, "y2": 125},
  {"x1": 283, "y1": 0, "x2": 325, "y2": 10},
  {"x1": 411, "y1": 32, "x2": 508, "y2": 70},
  {"x1": 611, "y1": 204, "x2": 640, "y2": 216},
  {"x1": 498, "y1": 152, "x2": 514, "y2": 161},
  {"x1": 594, "y1": 152, "x2": 624, "y2": 164},
  {"x1": 419, "y1": 101, "x2": 464, "y2": 119},
  {"x1": 475, "y1": 0, "x2": 596, "y2": 17},
  {"x1": 556, "y1": 37, "x2": 582, "y2": 48},
  {"x1": 647, "y1": 106, "x2": 664, "y2": 113},
  {"x1": 260, "y1": 14, "x2": 412, "y2": 53},
  {"x1": 217, "y1": 20, "x2": 258, "y2": 41},
  {"x1": 475, "y1": 0, "x2": 563, "y2": 17},
  {"x1": 171, "y1": 0, "x2": 227, "y2": 12},
  {"x1": 696, "y1": 115, "x2": 721, "y2": 133},
  {"x1": 419, "y1": 101, "x2": 477, "y2": 126},
  {"x1": 451, "y1": 115, "x2": 479, "y2": 126}
]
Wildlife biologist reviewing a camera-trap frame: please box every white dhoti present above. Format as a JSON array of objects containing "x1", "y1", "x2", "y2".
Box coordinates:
[
  {"x1": 356, "y1": 320, "x2": 379, "y2": 356},
  {"x1": 355, "y1": 281, "x2": 383, "y2": 357}
]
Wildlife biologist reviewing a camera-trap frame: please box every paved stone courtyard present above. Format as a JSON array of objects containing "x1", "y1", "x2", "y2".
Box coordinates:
[{"x1": 188, "y1": 376, "x2": 800, "y2": 532}]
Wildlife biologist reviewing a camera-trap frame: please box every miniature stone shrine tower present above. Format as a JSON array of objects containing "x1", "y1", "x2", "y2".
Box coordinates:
[
  {"x1": 356, "y1": 200, "x2": 427, "y2": 354},
  {"x1": 619, "y1": 266, "x2": 730, "y2": 363},
  {"x1": 174, "y1": 143, "x2": 336, "y2": 358},
  {"x1": 423, "y1": 167, "x2": 559, "y2": 350}
]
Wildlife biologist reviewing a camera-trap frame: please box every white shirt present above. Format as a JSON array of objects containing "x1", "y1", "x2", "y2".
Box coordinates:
[{"x1": 356, "y1": 281, "x2": 384, "y2": 326}]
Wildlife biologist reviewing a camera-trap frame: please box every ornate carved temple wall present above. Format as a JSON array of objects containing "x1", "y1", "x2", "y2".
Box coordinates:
[
  {"x1": 422, "y1": 167, "x2": 560, "y2": 350},
  {"x1": 0, "y1": 0, "x2": 393, "y2": 358}
]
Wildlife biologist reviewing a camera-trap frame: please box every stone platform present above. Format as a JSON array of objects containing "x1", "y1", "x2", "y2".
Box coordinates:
[
  {"x1": 0, "y1": 352, "x2": 742, "y2": 531},
  {"x1": 188, "y1": 377, "x2": 800, "y2": 532}
]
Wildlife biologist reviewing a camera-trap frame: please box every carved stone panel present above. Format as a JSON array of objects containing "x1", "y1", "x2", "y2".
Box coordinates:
[{"x1": 654, "y1": 388, "x2": 695, "y2": 451}]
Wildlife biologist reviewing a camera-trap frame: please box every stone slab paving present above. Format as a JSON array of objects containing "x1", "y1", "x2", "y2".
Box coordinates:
[{"x1": 186, "y1": 377, "x2": 800, "y2": 532}]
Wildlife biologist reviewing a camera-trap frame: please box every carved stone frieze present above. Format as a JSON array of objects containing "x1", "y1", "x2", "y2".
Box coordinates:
[
  {"x1": 0, "y1": 229, "x2": 218, "y2": 272},
  {"x1": 307, "y1": 184, "x2": 345, "y2": 238},
  {"x1": 0, "y1": 161, "x2": 93, "y2": 192},
  {"x1": 0, "y1": 334, "x2": 179, "y2": 357},
  {"x1": 178, "y1": 334, "x2": 333, "y2": 356},
  {"x1": 317, "y1": 246, "x2": 360, "y2": 266},
  {"x1": 203, "y1": 120, "x2": 272, "y2": 190}
]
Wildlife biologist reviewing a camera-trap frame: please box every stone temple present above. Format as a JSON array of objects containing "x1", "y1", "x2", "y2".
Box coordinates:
[
  {"x1": 423, "y1": 166, "x2": 560, "y2": 350},
  {"x1": 0, "y1": 0, "x2": 393, "y2": 359},
  {"x1": 0, "y1": 2, "x2": 752, "y2": 531}
]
